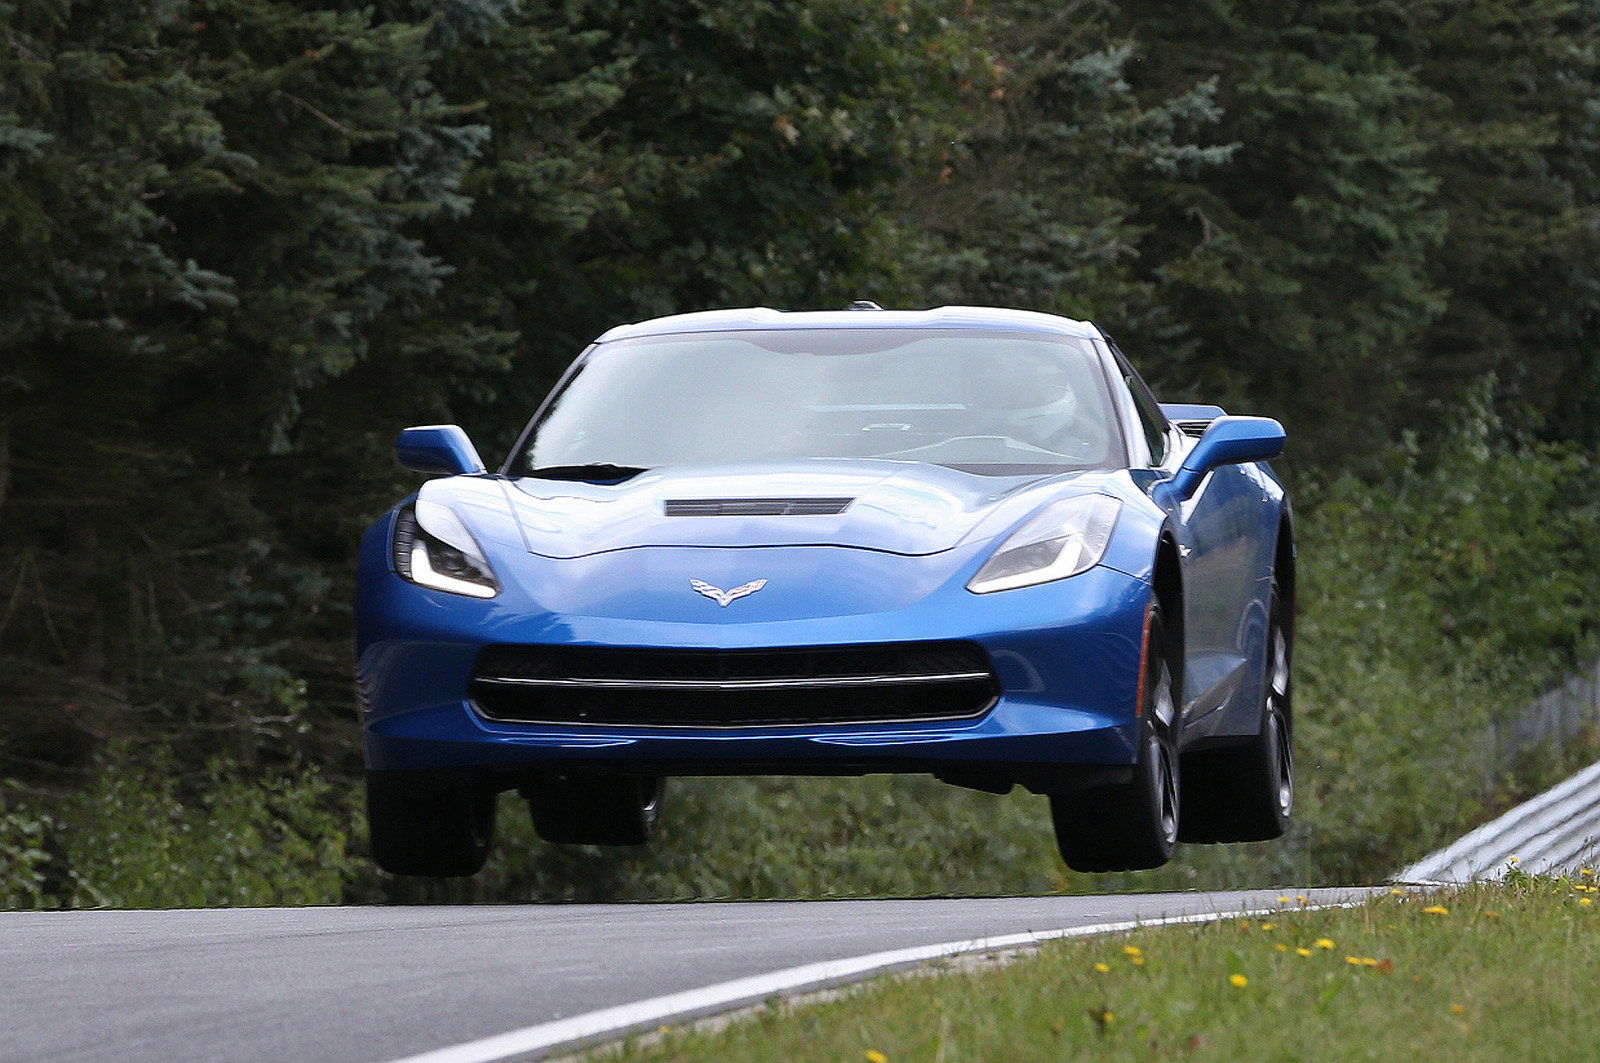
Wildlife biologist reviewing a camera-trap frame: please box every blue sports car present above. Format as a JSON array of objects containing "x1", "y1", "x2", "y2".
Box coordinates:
[{"x1": 356, "y1": 304, "x2": 1294, "y2": 876}]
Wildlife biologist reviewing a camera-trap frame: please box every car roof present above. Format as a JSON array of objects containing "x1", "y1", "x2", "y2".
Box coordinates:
[{"x1": 593, "y1": 305, "x2": 1103, "y2": 344}]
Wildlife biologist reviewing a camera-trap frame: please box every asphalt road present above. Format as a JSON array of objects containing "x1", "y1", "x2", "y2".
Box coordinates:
[{"x1": 3, "y1": 888, "x2": 1371, "y2": 1063}]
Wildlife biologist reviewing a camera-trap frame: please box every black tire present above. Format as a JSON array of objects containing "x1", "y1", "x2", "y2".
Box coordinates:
[
  {"x1": 1178, "y1": 580, "x2": 1293, "y2": 843},
  {"x1": 525, "y1": 776, "x2": 664, "y2": 846},
  {"x1": 1051, "y1": 606, "x2": 1180, "y2": 872},
  {"x1": 367, "y1": 771, "x2": 497, "y2": 877}
]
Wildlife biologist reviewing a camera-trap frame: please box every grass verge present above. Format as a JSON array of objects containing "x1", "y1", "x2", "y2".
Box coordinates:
[{"x1": 592, "y1": 873, "x2": 1600, "y2": 1062}]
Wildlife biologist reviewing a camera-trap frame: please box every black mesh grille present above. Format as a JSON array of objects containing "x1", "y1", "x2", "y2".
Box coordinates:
[{"x1": 470, "y1": 641, "x2": 997, "y2": 728}]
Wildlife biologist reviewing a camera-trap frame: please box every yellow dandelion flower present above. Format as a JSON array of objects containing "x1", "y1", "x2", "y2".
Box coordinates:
[
  {"x1": 1390, "y1": 887, "x2": 1406, "y2": 895},
  {"x1": 1275, "y1": 943, "x2": 1289, "y2": 952},
  {"x1": 1277, "y1": 895, "x2": 1292, "y2": 904},
  {"x1": 1423, "y1": 905, "x2": 1449, "y2": 915},
  {"x1": 1229, "y1": 974, "x2": 1249, "y2": 988},
  {"x1": 1296, "y1": 947, "x2": 1312, "y2": 957},
  {"x1": 1449, "y1": 1004, "x2": 1465, "y2": 1016},
  {"x1": 1123, "y1": 945, "x2": 1142, "y2": 957},
  {"x1": 1296, "y1": 895, "x2": 1308, "y2": 905},
  {"x1": 1130, "y1": 956, "x2": 1145, "y2": 966},
  {"x1": 1509, "y1": 855, "x2": 1519, "y2": 864},
  {"x1": 1094, "y1": 962, "x2": 1110, "y2": 973},
  {"x1": 1360, "y1": 958, "x2": 1379, "y2": 967},
  {"x1": 1345, "y1": 956, "x2": 1362, "y2": 966},
  {"x1": 1260, "y1": 922, "x2": 1276, "y2": 930},
  {"x1": 1103, "y1": 1010, "x2": 1116, "y2": 1025},
  {"x1": 1581, "y1": 898, "x2": 1593, "y2": 908},
  {"x1": 866, "y1": 1051, "x2": 889, "y2": 1063},
  {"x1": 1314, "y1": 938, "x2": 1335, "y2": 949},
  {"x1": 1581, "y1": 867, "x2": 1593, "y2": 877}
]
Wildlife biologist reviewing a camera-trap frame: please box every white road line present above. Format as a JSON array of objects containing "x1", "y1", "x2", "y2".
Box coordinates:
[{"x1": 383, "y1": 901, "x2": 1313, "y2": 1063}]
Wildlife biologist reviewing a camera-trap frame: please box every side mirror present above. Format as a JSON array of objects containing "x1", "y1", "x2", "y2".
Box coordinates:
[
  {"x1": 395, "y1": 425, "x2": 487, "y2": 476},
  {"x1": 1161, "y1": 415, "x2": 1285, "y2": 502}
]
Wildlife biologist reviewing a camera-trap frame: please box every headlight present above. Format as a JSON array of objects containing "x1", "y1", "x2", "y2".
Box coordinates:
[
  {"x1": 392, "y1": 500, "x2": 499, "y2": 598},
  {"x1": 967, "y1": 495, "x2": 1121, "y2": 594}
]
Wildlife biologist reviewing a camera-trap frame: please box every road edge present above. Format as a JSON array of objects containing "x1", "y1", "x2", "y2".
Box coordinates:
[{"x1": 383, "y1": 897, "x2": 1368, "y2": 1063}]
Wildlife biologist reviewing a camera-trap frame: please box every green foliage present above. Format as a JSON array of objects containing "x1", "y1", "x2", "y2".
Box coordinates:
[
  {"x1": 0, "y1": 746, "x2": 356, "y2": 908},
  {"x1": 897, "y1": 0, "x2": 1236, "y2": 332},
  {"x1": 0, "y1": 785, "x2": 54, "y2": 908},
  {"x1": 1284, "y1": 394, "x2": 1600, "y2": 882},
  {"x1": 1105, "y1": 0, "x2": 1451, "y2": 443},
  {"x1": 0, "y1": 0, "x2": 495, "y2": 781},
  {"x1": 393, "y1": 0, "x2": 986, "y2": 440},
  {"x1": 1399, "y1": 0, "x2": 1600, "y2": 442}
]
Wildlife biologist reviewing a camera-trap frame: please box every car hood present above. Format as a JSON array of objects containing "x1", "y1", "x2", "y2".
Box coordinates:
[{"x1": 498, "y1": 460, "x2": 1093, "y2": 559}]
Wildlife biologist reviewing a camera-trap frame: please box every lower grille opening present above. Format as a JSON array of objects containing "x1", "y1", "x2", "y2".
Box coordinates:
[{"x1": 470, "y1": 642, "x2": 998, "y2": 728}]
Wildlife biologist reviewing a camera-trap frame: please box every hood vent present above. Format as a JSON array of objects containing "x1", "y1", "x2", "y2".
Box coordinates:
[{"x1": 664, "y1": 497, "x2": 855, "y2": 517}]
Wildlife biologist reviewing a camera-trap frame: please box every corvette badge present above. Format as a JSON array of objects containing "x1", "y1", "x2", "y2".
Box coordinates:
[{"x1": 690, "y1": 578, "x2": 767, "y2": 607}]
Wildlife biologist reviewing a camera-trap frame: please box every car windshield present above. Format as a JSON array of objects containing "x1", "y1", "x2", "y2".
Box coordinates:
[{"x1": 515, "y1": 329, "x2": 1125, "y2": 476}]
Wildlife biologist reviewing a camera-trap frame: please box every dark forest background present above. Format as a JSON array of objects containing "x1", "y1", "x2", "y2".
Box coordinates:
[{"x1": 3, "y1": 0, "x2": 1599, "y2": 904}]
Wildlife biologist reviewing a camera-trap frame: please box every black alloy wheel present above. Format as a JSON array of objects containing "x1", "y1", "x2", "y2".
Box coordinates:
[
  {"x1": 367, "y1": 770, "x2": 497, "y2": 877},
  {"x1": 525, "y1": 775, "x2": 665, "y2": 846},
  {"x1": 1178, "y1": 579, "x2": 1294, "y2": 843}
]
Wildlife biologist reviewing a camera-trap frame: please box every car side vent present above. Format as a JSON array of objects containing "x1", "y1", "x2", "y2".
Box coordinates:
[
  {"x1": 664, "y1": 497, "x2": 854, "y2": 517},
  {"x1": 1174, "y1": 420, "x2": 1214, "y2": 439}
]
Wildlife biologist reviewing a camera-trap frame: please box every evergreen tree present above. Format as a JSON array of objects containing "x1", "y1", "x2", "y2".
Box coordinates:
[
  {"x1": 381, "y1": 0, "x2": 986, "y2": 439},
  {"x1": 1395, "y1": 0, "x2": 1600, "y2": 441},
  {"x1": 1107, "y1": 0, "x2": 1449, "y2": 446},
  {"x1": 895, "y1": 0, "x2": 1235, "y2": 342},
  {"x1": 1105, "y1": 0, "x2": 1600, "y2": 449},
  {"x1": 0, "y1": 0, "x2": 493, "y2": 776}
]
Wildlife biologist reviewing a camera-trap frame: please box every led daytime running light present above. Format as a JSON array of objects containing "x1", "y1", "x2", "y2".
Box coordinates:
[
  {"x1": 393, "y1": 501, "x2": 499, "y2": 598},
  {"x1": 967, "y1": 495, "x2": 1121, "y2": 594}
]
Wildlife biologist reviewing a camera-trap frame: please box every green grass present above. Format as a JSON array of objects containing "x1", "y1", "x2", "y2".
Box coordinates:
[{"x1": 593, "y1": 875, "x2": 1600, "y2": 1062}]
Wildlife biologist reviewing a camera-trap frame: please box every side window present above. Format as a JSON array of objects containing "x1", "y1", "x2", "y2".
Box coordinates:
[{"x1": 1105, "y1": 339, "x2": 1168, "y2": 466}]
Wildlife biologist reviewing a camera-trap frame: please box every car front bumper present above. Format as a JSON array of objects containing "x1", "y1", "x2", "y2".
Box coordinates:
[{"x1": 356, "y1": 537, "x2": 1153, "y2": 789}]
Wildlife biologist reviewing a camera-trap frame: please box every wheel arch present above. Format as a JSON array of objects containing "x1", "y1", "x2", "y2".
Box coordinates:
[
  {"x1": 1152, "y1": 530, "x2": 1185, "y2": 678},
  {"x1": 1273, "y1": 508, "x2": 1297, "y2": 665}
]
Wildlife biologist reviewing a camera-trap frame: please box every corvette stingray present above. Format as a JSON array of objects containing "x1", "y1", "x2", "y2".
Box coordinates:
[{"x1": 355, "y1": 304, "x2": 1294, "y2": 876}]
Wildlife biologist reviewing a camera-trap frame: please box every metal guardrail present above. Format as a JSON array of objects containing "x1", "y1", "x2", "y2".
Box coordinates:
[
  {"x1": 1480, "y1": 657, "x2": 1600, "y2": 777},
  {"x1": 1396, "y1": 758, "x2": 1600, "y2": 883},
  {"x1": 1395, "y1": 658, "x2": 1600, "y2": 883}
]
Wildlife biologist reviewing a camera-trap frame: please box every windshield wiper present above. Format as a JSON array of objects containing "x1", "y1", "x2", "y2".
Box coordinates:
[{"x1": 526, "y1": 463, "x2": 650, "y2": 482}]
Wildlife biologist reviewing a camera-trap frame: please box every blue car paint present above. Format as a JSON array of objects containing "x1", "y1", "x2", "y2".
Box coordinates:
[
  {"x1": 358, "y1": 511, "x2": 1151, "y2": 774},
  {"x1": 395, "y1": 424, "x2": 486, "y2": 476},
  {"x1": 356, "y1": 305, "x2": 1289, "y2": 800}
]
